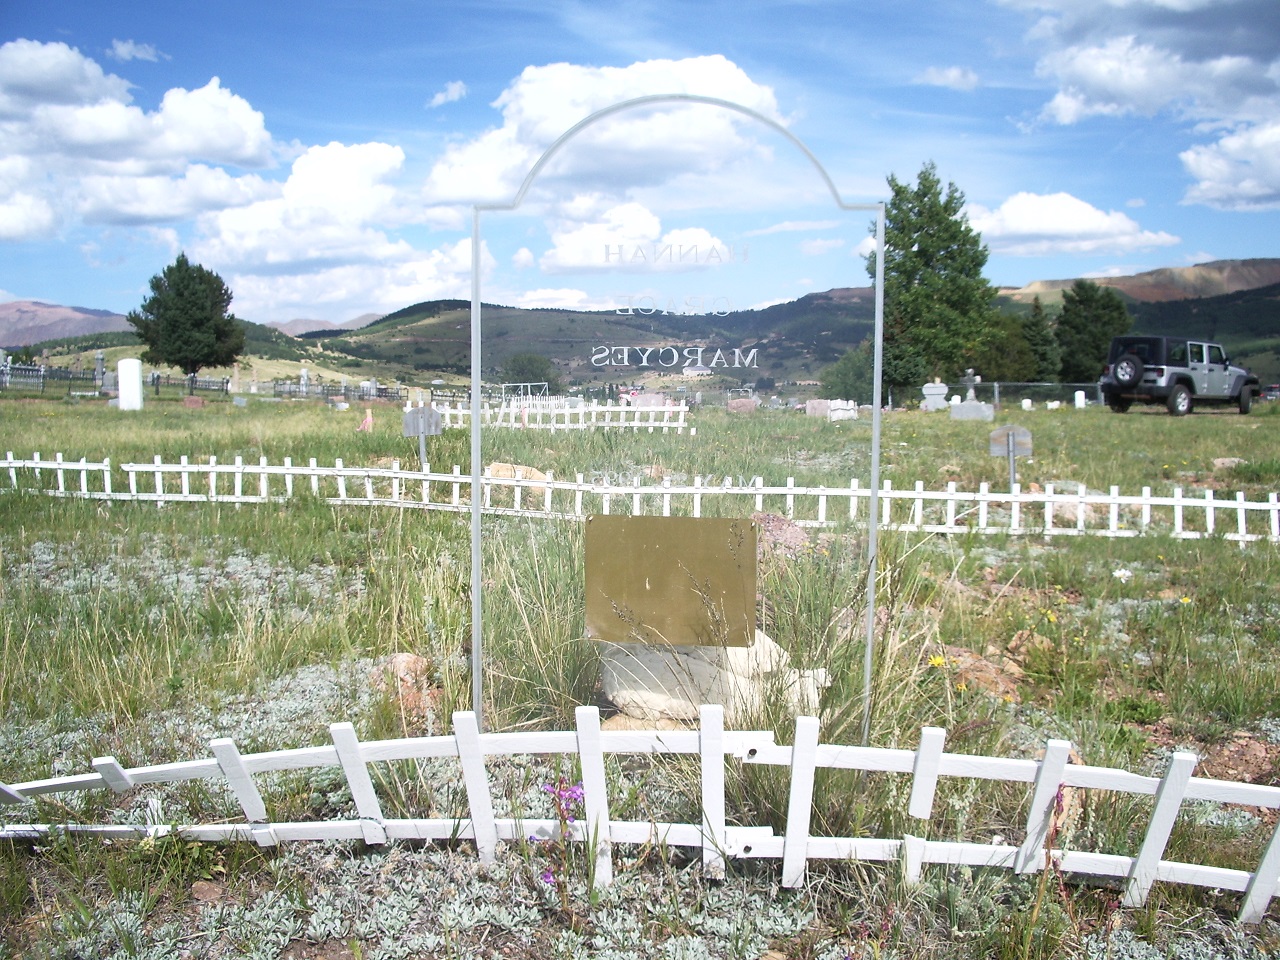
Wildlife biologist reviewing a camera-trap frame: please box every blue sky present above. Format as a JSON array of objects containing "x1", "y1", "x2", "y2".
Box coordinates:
[{"x1": 1, "y1": 0, "x2": 1277, "y2": 325}]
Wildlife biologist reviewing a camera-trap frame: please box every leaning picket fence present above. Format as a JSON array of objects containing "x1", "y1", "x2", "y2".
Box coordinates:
[
  {"x1": 3, "y1": 705, "x2": 1279, "y2": 923},
  {"x1": 6, "y1": 451, "x2": 1280, "y2": 542}
]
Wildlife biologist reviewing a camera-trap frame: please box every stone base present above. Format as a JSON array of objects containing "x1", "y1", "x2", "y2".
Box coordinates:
[
  {"x1": 600, "y1": 629, "x2": 828, "y2": 724},
  {"x1": 949, "y1": 400, "x2": 994, "y2": 422}
]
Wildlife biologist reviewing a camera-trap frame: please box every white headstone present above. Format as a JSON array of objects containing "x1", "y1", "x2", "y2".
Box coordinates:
[
  {"x1": 921, "y1": 381, "x2": 949, "y2": 412},
  {"x1": 118, "y1": 358, "x2": 143, "y2": 411},
  {"x1": 1021, "y1": 398, "x2": 1034, "y2": 411},
  {"x1": 1074, "y1": 390, "x2": 1087, "y2": 409}
]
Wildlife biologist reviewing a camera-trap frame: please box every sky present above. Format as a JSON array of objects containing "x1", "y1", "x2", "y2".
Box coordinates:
[{"x1": 1, "y1": 0, "x2": 1278, "y2": 326}]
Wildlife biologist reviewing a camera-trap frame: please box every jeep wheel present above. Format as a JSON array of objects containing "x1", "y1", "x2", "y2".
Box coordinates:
[
  {"x1": 1239, "y1": 386, "x2": 1254, "y2": 414},
  {"x1": 1167, "y1": 384, "x2": 1192, "y2": 416},
  {"x1": 1108, "y1": 398, "x2": 1132, "y2": 413},
  {"x1": 1114, "y1": 353, "x2": 1144, "y2": 388}
]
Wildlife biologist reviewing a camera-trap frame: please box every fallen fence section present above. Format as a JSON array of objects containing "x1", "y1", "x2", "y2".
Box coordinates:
[
  {"x1": 2, "y1": 706, "x2": 1279, "y2": 924},
  {"x1": 4, "y1": 452, "x2": 1279, "y2": 542}
]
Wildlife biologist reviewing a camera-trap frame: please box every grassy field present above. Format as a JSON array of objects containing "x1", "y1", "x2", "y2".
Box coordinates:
[{"x1": 3, "y1": 394, "x2": 1280, "y2": 959}]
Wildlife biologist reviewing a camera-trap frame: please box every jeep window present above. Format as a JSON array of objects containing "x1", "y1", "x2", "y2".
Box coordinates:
[
  {"x1": 1113, "y1": 337, "x2": 1162, "y2": 362},
  {"x1": 1209, "y1": 345, "x2": 1226, "y2": 365},
  {"x1": 1190, "y1": 343, "x2": 1205, "y2": 364}
]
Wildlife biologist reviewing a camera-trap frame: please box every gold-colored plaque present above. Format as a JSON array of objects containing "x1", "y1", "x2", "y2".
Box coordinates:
[{"x1": 584, "y1": 515, "x2": 756, "y2": 647}]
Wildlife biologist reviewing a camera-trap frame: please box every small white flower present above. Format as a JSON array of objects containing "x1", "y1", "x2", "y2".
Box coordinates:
[{"x1": 1113, "y1": 568, "x2": 1133, "y2": 583}]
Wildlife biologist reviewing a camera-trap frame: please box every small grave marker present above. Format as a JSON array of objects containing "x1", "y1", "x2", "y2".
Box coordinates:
[
  {"x1": 990, "y1": 424, "x2": 1032, "y2": 489},
  {"x1": 402, "y1": 404, "x2": 442, "y2": 468}
]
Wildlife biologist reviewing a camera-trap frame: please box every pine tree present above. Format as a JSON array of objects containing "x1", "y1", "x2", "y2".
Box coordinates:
[
  {"x1": 1022, "y1": 296, "x2": 1062, "y2": 381},
  {"x1": 125, "y1": 254, "x2": 245, "y2": 375},
  {"x1": 868, "y1": 162, "x2": 999, "y2": 393},
  {"x1": 1055, "y1": 281, "x2": 1131, "y2": 382}
]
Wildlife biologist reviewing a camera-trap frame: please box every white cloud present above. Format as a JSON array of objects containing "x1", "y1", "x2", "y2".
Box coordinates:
[
  {"x1": 536, "y1": 200, "x2": 733, "y2": 274},
  {"x1": 746, "y1": 219, "x2": 840, "y2": 236},
  {"x1": 800, "y1": 237, "x2": 845, "y2": 256},
  {"x1": 428, "y1": 81, "x2": 467, "y2": 108},
  {"x1": 107, "y1": 40, "x2": 163, "y2": 63},
  {"x1": 0, "y1": 189, "x2": 55, "y2": 240},
  {"x1": 192, "y1": 141, "x2": 406, "y2": 268},
  {"x1": 226, "y1": 238, "x2": 485, "y2": 320},
  {"x1": 422, "y1": 55, "x2": 782, "y2": 205},
  {"x1": 512, "y1": 247, "x2": 535, "y2": 269},
  {"x1": 968, "y1": 191, "x2": 1180, "y2": 255},
  {"x1": 78, "y1": 165, "x2": 277, "y2": 224},
  {"x1": 0, "y1": 39, "x2": 131, "y2": 115},
  {"x1": 513, "y1": 288, "x2": 619, "y2": 310},
  {"x1": 915, "y1": 66, "x2": 980, "y2": 91},
  {"x1": 1180, "y1": 120, "x2": 1280, "y2": 209}
]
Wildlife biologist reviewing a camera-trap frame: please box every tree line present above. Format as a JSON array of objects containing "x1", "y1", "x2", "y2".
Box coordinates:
[{"x1": 820, "y1": 161, "x2": 1131, "y2": 403}]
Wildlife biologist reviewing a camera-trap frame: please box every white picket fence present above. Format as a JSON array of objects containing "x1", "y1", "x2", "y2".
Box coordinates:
[
  {"x1": 5, "y1": 451, "x2": 1280, "y2": 541},
  {"x1": 2, "y1": 705, "x2": 1279, "y2": 923},
  {"x1": 434, "y1": 400, "x2": 690, "y2": 433}
]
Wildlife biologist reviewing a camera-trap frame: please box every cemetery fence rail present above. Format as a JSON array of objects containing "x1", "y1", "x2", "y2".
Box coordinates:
[
  {"x1": 4, "y1": 451, "x2": 1279, "y2": 543},
  {"x1": 3, "y1": 705, "x2": 1280, "y2": 924}
]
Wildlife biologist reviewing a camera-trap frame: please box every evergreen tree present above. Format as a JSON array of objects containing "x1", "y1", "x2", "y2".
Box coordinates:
[
  {"x1": 1055, "y1": 280, "x2": 1131, "y2": 382},
  {"x1": 868, "y1": 161, "x2": 999, "y2": 393},
  {"x1": 125, "y1": 253, "x2": 245, "y2": 375},
  {"x1": 1022, "y1": 295, "x2": 1062, "y2": 381},
  {"x1": 501, "y1": 352, "x2": 562, "y2": 393},
  {"x1": 818, "y1": 341, "x2": 873, "y2": 402},
  {"x1": 972, "y1": 313, "x2": 1037, "y2": 382}
]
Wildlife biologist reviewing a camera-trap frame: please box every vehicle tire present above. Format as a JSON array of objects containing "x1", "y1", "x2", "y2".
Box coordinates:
[
  {"x1": 1167, "y1": 383, "x2": 1192, "y2": 416},
  {"x1": 1239, "y1": 386, "x2": 1253, "y2": 414},
  {"x1": 1108, "y1": 398, "x2": 1132, "y2": 413},
  {"x1": 1114, "y1": 353, "x2": 1144, "y2": 388}
]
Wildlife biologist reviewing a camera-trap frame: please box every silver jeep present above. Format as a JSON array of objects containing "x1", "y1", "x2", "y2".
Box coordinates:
[{"x1": 1100, "y1": 335, "x2": 1259, "y2": 416}]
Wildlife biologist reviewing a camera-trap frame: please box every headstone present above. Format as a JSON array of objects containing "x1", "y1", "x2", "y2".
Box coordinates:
[
  {"x1": 118, "y1": 358, "x2": 143, "y2": 411},
  {"x1": 231, "y1": 362, "x2": 241, "y2": 393},
  {"x1": 828, "y1": 400, "x2": 858, "y2": 421},
  {"x1": 1021, "y1": 398, "x2": 1033, "y2": 411},
  {"x1": 299, "y1": 364, "x2": 309, "y2": 393},
  {"x1": 233, "y1": 396, "x2": 248, "y2": 407},
  {"x1": 950, "y1": 399, "x2": 995, "y2": 422},
  {"x1": 805, "y1": 398, "x2": 831, "y2": 418},
  {"x1": 727, "y1": 397, "x2": 758, "y2": 414},
  {"x1": 183, "y1": 396, "x2": 206, "y2": 409},
  {"x1": 94, "y1": 351, "x2": 105, "y2": 383},
  {"x1": 101, "y1": 371, "x2": 117, "y2": 394},
  {"x1": 1074, "y1": 390, "x2": 1087, "y2": 409},
  {"x1": 921, "y1": 380, "x2": 949, "y2": 412}
]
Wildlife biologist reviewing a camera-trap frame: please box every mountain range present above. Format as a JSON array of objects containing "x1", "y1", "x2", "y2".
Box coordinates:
[{"x1": 4, "y1": 258, "x2": 1278, "y2": 383}]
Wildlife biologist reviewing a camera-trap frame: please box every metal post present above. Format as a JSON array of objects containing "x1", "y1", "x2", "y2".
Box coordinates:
[
  {"x1": 1007, "y1": 431, "x2": 1017, "y2": 490},
  {"x1": 469, "y1": 207, "x2": 484, "y2": 730},
  {"x1": 862, "y1": 204, "x2": 886, "y2": 746}
]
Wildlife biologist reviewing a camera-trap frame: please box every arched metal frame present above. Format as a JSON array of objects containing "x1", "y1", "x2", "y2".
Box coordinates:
[{"x1": 469, "y1": 94, "x2": 886, "y2": 741}]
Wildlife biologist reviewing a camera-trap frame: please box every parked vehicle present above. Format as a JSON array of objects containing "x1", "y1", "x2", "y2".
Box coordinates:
[{"x1": 1099, "y1": 335, "x2": 1259, "y2": 416}]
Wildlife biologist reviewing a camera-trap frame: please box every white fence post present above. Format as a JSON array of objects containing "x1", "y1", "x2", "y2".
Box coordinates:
[
  {"x1": 700, "y1": 704, "x2": 727, "y2": 880},
  {"x1": 781, "y1": 715, "x2": 821, "y2": 888},
  {"x1": 453, "y1": 711, "x2": 498, "y2": 866},
  {"x1": 574, "y1": 706, "x2": 613, "y2": 888},
  {"x1": 1014, "y1": 739, "x2": 1071, "y2": 874},
  {"x1": 330, "y1": 722, "x2": 387, "y2": 845},
  {"x1": 1123, "y1": 752, "x2": 1197, "y2": 907}
]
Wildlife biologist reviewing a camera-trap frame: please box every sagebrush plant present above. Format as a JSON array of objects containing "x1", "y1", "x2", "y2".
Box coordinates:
[{"x1": 3, "y1": 397, "x2": 1280, "y2": 957}]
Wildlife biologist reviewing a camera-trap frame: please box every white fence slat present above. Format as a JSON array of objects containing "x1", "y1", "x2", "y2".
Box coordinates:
[
  {"x1": 1123, "y1": 751, "x2": 1197, "y2": 907},
  {"x1": 329, "y1": 722, "x2": 387, "y2": 845},
  {"x1": 699, "y1": 704, "x2": 727, "y2": 879},
  {"x1": 0, "y1": 782, "x2": 26, "y2": 804},
  {"x1": 91, "y1": 756, "x2": 134, "y2": 793},
  {"x1": 1014, "y1": 739, "x2": 1071, "y2": 873},
  {"x1": 210, "y1": 737, "x2": 268, "y2": 824},
  {"x1": 1238, "y1": 817, "x2": 1280, "y2": 923},
  {"x1": 453, "y1": 711, "x2": 498, "y2": 865},
  {"x1": 908, "y1": 727, "x2": 947, "y2": 819},
  {"x1": 781, "y1": 715, "x2": 821, "y2": 888},
  {"x1": 903, "y1": 834, "x2": 927, "y2": 883},
  {"x1": 574, "y1": 706, "x2": 613, "y2": 888}
]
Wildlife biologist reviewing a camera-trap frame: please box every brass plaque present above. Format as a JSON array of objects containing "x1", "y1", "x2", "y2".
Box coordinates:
[{"x1": 584, "y1": 515, "x2": 756, "y2": 647}]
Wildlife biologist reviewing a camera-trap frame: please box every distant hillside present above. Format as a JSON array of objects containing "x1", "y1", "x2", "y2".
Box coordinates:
[
  {"x1": 0, "y1": 301, "x2": 129, "y2": 348},
  {"x1": 1130, "y1": 280, "x2": 1280, "y2": 382},
  {"x1": 268, "y1": 312, "x2": 384, "y2": 337},
  {"x1": 1011, "y1": 258, "x2": 1280, "y2": 305}
]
